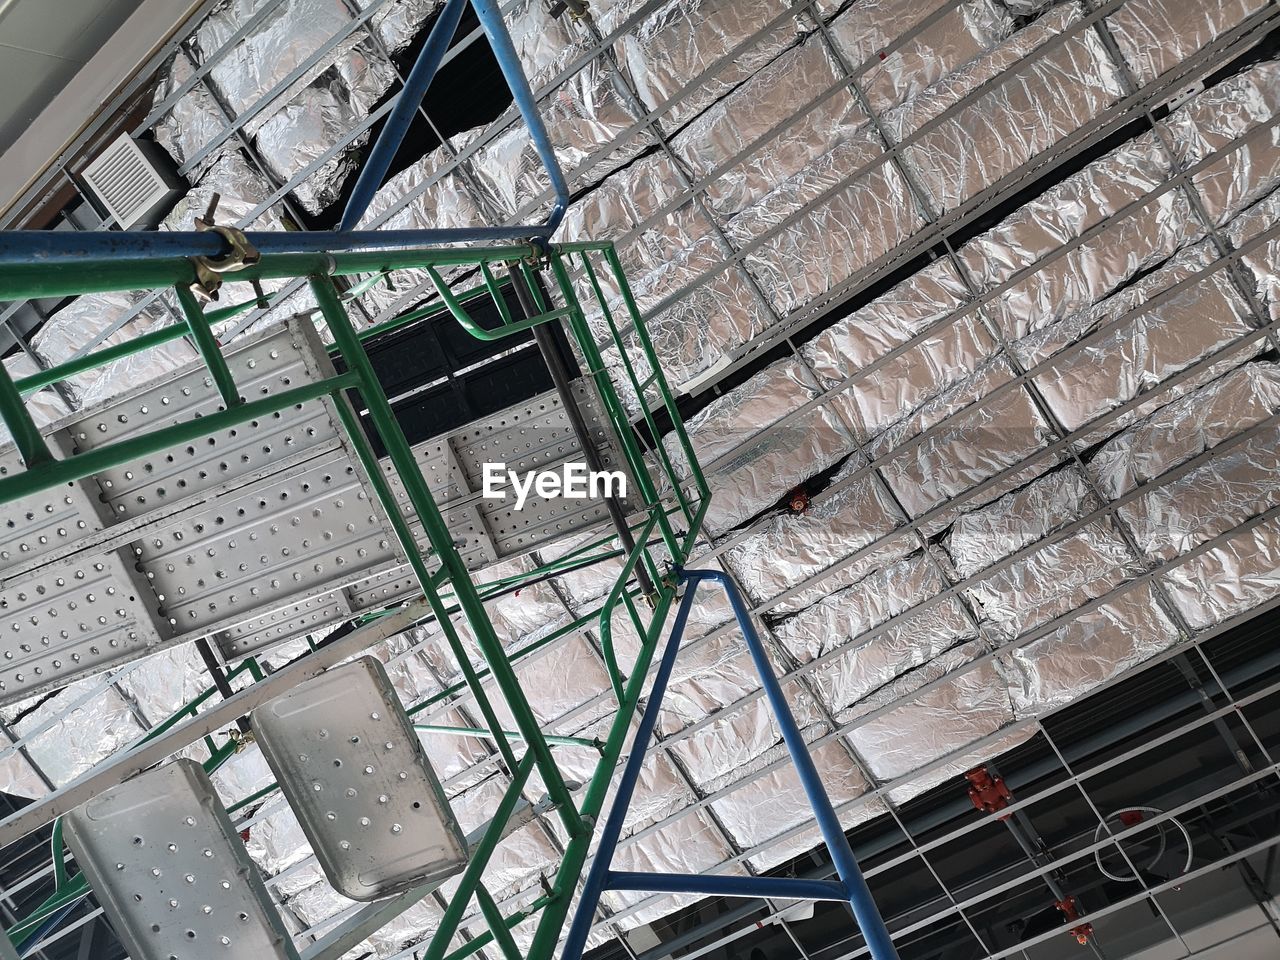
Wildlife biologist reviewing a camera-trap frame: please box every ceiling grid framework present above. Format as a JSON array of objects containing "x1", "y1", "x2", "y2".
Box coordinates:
[{"x1": 3, "y1": 1, "x2": 1280, "y2": 959}]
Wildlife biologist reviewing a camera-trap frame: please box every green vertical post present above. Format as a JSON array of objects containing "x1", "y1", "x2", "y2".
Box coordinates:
[
  {"x1": 309, "y1": 274, "x2": 584, "y2": 839},
  {"x1": 174, "y1": 284, "x2": 242, "y2": 409},
  {"x1": 0, "y1": 356, "x2": 52, "y2": 468}
]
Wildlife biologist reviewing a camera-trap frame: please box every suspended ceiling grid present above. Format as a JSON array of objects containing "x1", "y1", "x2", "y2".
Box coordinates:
[{"x1": 2, "y1": 0, "x2": 1280, "y2": 958}]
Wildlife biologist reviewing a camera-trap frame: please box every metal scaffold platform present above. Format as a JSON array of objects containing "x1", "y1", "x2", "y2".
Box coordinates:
[{"x1": 0, "y1": 1, "x2": 905, "y2": 958}]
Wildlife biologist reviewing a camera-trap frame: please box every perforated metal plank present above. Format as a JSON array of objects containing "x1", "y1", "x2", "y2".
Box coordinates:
[
  {"x1": 0, "y1": 432, "x2": 110, "y2": 578},
  {"x1": 63, "y1": 759, "x2": 298, "y2": 960},
  {"x1": 69, "y1": 317, "x2": 345, "y2": 523},
  {"x1": 213, "y1": 589, "x2": 354, "y2": 660},
  {"x1": 382, "y1": 382, "x2": 637, "y2": 566},
  {"x1": 251, "y1": 656, "x2": 467, "y2": 901},
  {"x1": 136, "y1": 449, "x2": 399, "y2": 637},
  {"x1": 0, "y1": 548, "x2": 169, "y2": 703}
]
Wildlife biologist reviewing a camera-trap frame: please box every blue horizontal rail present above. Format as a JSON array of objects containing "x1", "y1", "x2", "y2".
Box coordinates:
[
  {"x1": 604, "y1": 872, "x2": 852, "y2": 902},
  {"x1": 0, "y1": 229, "x2": 537, "y2": 267},
  {"x1": 560, "y1": 569, "x2": 901, "y2": 960}
]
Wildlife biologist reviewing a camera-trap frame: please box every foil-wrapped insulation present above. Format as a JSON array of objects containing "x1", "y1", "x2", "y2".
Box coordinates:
[
  {"x1": 957, "y1": 131, "x2": 1202, "y2": 343},
  {"x1": 666, "y1": 359, "x2": 858, "y2": 534},
  {"x1": 1232, "y1": 187, "x2": 1280, "y2": 319},
  {"x1": 1164, "y1": 516, "x2": 1280, "y2": 628},
  {"x1": 802, "y1": 257, "x2": 973, "y2": 385},
  {"x1": 733, "y1": 128, "x2": 924, "y2": 317},
  {"x1": 883, "y1": 4, "x2": 1126, "y2": 212},
  {"x1": 1090, "y1": 363, "x2": 1280, "y2": 500},
  {"x1": 162, "y1": 150, "x2": 287, "y2": 232},
  {"x1": 964, "y1": 518, "x2": 1141, "y2": 639},
  {"x1": 471, "y1": 59, "x2": 654, "y2": 214},
  {"x1": 354, "y1": 137, "x2": 493, "y2": 319},
  {"x1": 1022, "y1": 240, "x2": 1260, "y2": 434},
  {"x1": 444, "y1": 772, "x2": 561, "y2": 897},
  {"x1": 152, "y1": 50, "x2": 229, "y2": 176},
  {"x1": 598, "y1": 0, "x2": 803, "y2": 130},
  {"x1": 193, "y1": 0, "x2": 363, "y2": 123},
  {"x1": 1005, "y1": 582, "x2": 1180, "y2": 717},
  {"x1": 642, "y1": 266, "x2": 775, "y2": 389},
  {"x1": 773, "y1": 554, "x2": 978, "y2": 724},
  {"x1": 726, "y1": 457, "x2": 912, "y2": 614},
  {"x1": 471, "y1": 1, "x2": 654, "y2": 215},
  {"x1": 11, "y1": 680, "x2": 146, "y2": 790},
  {"x1": 352, "y1": 0, "x2": 444, "y2": 53},
  {"x1": 829, "y1": 311, "x2": 1000, "y2": 442},
  {"x1": 666, "y1": 691, "x2": 828, "y2": 795},
  {"x1": 870, "y1": 360, "x2": 1054, "y2": 531},
  {"x1": 841, "y1": 643, "x2": 1019, "y2": 801},
  {"x1": 1089, "y1": 361, "x2": 1280, "y2": 565},
  {"x1": 602, "y1": 808, "x2": 745, "y2": 925},
  {"x1": 253, "y1": 38, "x2": 397, "y2": 214},
  {"x1": 0, "y1": 355, "x2": 72, "y2": 441},
  {"x1": 563, "y1": 153, "x2": 775, "y2": 389},
  {"x1": 711, "y1": 740, "x2": 883, "y2": 872},
  {"x1": 1105, "y1": 0, "x2": 1271, "y2": 86},
  {"x1": 825, "y1": 0, "x2": 1013, "y2": 115},
  {"x1": 668, "y1": 33, "x2": 868, "y2": 224},
  {"x1": 31, "y1": 292, "x2": 198, "y2": 406},
  {"x1": 1159, "y1": 62, "x2": 1280, "y2": 224},
  {"x1": 946, "y1": 465, "x2": 1100, "y2": 577},
  {"x1": 364, "y1": 897, "x2": 444, "y2": 958}
]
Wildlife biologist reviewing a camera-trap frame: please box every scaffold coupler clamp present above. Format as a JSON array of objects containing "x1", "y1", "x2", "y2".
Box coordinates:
[{"x1": 189, "y1": 193, "x2": 261, "y2": 302}]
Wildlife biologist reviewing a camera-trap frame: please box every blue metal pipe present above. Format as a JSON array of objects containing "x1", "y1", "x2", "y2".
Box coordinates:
[
  {"x1": 559, "y1": 583, "x2": 704, "y2": 960},
  {"x1": 604, "y1": 872, "x2": 851, "y2": 902},
  {"x1": 470, "y1": 0, "x2": 570, "y2": 233},
  {"x1": 339, "y1": 0, "x2": 467, "y2": 230},
  {"x1": 687, "y1": 569, "x2": 901, "y2": 960},
  {"x1": 0, "y1": 228, "x2": 538, "y2": 267}
]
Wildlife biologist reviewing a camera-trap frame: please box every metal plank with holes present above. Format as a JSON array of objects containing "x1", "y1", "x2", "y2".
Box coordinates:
[
  {"x1": 213, "y1": 589, "x2": 354, "y2": 660},
  {"x1": 386, "y1": 381, "x2": 637, "y2": 562},
  {"x1": 251, "y1": 656, "x2": 468, "y2": 901},
  {"x1": 63, "y1": 758, "x2": 298, "y2": 960},
  {"x1": 0, "y1": 432, "x2": 110, "y2": 578},
  {"x1": 0, "y1": 548, "x2": 169, "y2": 701},
  {"x1": 136, "y1": 448, "x2": 399, "y2": 637}
]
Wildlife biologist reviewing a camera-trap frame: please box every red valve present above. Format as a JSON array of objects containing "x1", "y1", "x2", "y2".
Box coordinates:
[
  {"x1": 965, "y1": 765, "x2": 1012, "y2": 818},
  {"x1": 786, "y1": 486, "x2": 810, "y2": 514},
  {"x1": 1056, "y1": 896, "x2": 1094, "y2": 945}
]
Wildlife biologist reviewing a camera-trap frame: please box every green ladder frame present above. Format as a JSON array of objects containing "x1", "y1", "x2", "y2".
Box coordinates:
[{"x1": 0, "y1": 239, "x2": 710, "y2": 959}]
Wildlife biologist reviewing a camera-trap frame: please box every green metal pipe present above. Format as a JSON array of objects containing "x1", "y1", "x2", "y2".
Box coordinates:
[
  {"x1": 475, "y1": 885, "x2": 523, "y2": 960},
  {"x1": 604, "y1": 245, "x2": 710, "y2": 506},
  {"x1": 596, "y1": 511, "x2": 661, "y2": 702},
  {"x1": 174, "y1": 283, "x2": 242, "y2": 409},
  {"x1": 313, "y1": 274, "x2": 583, "y2": 833},
  {"x1": 424, "y1": 754, "x2": 537, "y2": 960},
  {"x1": 438, "y1": 897, "x2": 551, "y2": 960},
  {"x1": 546, "y1": 254, "x2": 680, "y2": 559},
  {"x1": 16, "y1": 324, "x2": 180, "y2": 395},
  {"x1": 414, "y1": 723, "x2": 598, "y2": 750},
  {"x1": 0, "y1": 351, "x2": 53, "y2": 468},
  {"x1": 0, "y1": 373, "x2": 358, "y2": 506},
  {"x1": 427, "y1": 265, "x2": 573, "y2": 341},
  {"x1": 578, "y1": 251, "x2": 697, "y2": 530}
]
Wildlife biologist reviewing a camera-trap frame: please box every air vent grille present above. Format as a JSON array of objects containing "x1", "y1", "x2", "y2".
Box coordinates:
[{"x1": 81, "y1": 135, "x2": 173, "y2": 228}]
